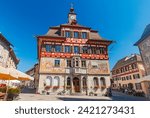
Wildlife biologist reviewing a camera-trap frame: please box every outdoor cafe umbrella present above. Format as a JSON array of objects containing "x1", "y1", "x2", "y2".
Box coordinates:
[
  {"x1": 0, "y1": 67, "x2": 34, "y2": 100},
  {"x1": 8, "y1": 68, "x2": 34, "y2": 81},
  {"x1": 0, "y1": 66, "x2": 18, "y2": 100},
  {"x1": 0, "y1": 66, "x2": 17, "y2": 80}
]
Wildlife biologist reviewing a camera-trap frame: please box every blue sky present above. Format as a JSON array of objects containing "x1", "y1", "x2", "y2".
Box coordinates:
[{"x1": 0, "y1": 0, "x2": 150, "y2": 72}]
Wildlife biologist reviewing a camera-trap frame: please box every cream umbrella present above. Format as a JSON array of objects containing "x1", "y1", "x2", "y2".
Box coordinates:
[
  {"x1": 0, "y1": 66, "x2": 16, "y2": 80},
  {"x1": 3, "y1": 68, "x2": 34, "y2": 100},
  {"x1": 0, "y1": 67, "x2": 34, "y2": 100},
  {"x1": 0, "y1": 66, "x2": 18, "y2": 100},
  {"x1": 8, "y1": 68, "x2": 34, "y2": 81}
]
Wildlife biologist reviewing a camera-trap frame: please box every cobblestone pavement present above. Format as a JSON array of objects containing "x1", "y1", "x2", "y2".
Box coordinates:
[
  {"x1": 17, "y1": 94, "x2": 112, "y2": 101},
  {"x1": 111, "y1": 91, "x2": 148, "y2": 101},
  {"x1": 16, "y1": 88, "x2": 148, "y2": 101}
]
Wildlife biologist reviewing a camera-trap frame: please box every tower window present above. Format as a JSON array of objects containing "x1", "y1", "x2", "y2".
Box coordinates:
[
  {"x1": 45, "y1": 45, "x2": 52, "y2": 52},
  {"x1": 55, "y1": 60, "x2": 60, "y2": 67},
  {"x1": 74, "y1": 32, "x2": 79, "y2": 38},
  {"x1": 99, "y1": 47, "x2": 105, "y2": 54},
  {"x1": 74, "y1": 46, "x2": 79, "y2": 54},
  {"x1": 65, "y1": 46, "x2": 71, "y2": 53},
  {"x1": 91, "y1": 47, "x2": 97, "y2": 54},
  {"x1": 81, "y1": 32, "x2": 87, "y2": 39},
  {"x1": 65, "y1": 31, "x2": 71, "y2": 38},
  {"x1": 55, "y1": 45, "x2": 61, "y2": 52},
  {"x1": 82, "y1": 46, "x2": 88, "y2": 54}
]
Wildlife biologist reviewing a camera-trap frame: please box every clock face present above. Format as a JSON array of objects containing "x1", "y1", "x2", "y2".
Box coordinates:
[{"x1": 70, "y1": 15, "x2": 75, "y2": 19}]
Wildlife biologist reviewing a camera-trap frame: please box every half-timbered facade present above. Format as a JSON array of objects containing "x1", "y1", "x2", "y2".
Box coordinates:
[{"x1": 37, "y1": 7, "x2": 112, "y2": 95}]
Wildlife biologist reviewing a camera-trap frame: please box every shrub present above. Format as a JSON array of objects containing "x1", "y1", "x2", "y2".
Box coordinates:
[
  {"x1": 89, "y1": 91, "x2": 94, "y2": 96},
  {"x1": 0, "y1": 87, "x2": 6, "y2": 93},
  {"x1": 8, "y1": 88, "x2": 20, "y2": 94}
]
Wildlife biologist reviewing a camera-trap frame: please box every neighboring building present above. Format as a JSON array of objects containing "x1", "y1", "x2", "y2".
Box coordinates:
[
  {"x1": 36, "y1": 7, "x2": 112, "y2": 95},
  {"x1": 26, "y1": 63, "x2": 39, "y2": 92},
  {"x1": 0, "y1": 33, "x2": 19, "y2": 68},
  {"x1": 134, "y1": 24, "x2": 150, "y2": 99},
  {"x1": 0, "y1": 33, "x2": 19, "y2": 84},
  {"x1": 111, "y1": 54, "x2": 145, "y2": 92},
  {"x1": 135, "y1": 24, "x2": 150, "y2": 75}
]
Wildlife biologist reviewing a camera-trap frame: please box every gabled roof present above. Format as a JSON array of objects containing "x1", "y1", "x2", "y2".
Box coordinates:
[
  {"x1": 134, "y1": 24, "x2": 150, "y2": 46},
  {"x1": 0, "y1": 33, "x2": 19, "y2": 65},
  {"x1": 42, "y1": 23, "x2": 103, "y2": 40},
  {"x1": 9, "y1": 48, "x2": 20, "y2": 65},
  {"x1": 0, "y1": 33, "x2": 13, "y2": 47},
  {"x1": 112, "y1": 54, "x2": 142, "y2": 70}
]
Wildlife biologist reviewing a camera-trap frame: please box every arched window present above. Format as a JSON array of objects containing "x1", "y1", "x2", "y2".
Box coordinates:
[
  {"x1": 67, "y1": 77, "x2": 71, "y2": 86},
  {"x1": 45, "y1": 76, "x2": 52, "y2": 86},
  {"x1": 53, "y1": 76, "x2": 60, "y2": 87},
  {"x1": 93, "y1": 77, "x2": 99, "y2": 87},
  {"x1": 100, "y1": 77, "x2": 106, "y2": 86},
  {"x1": 83, "y1": 77, "x2": 87, "y2": 87}
]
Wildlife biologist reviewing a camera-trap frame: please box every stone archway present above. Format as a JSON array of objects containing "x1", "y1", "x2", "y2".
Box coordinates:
[
  {"x1": 73, "y1": 77, "x2": 80, "y2": 92},
  {"x1": 128, "y1": 83, "x2": 134, "y2": 90}
]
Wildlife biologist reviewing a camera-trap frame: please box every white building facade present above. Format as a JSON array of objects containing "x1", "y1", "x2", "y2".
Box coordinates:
[{"x1": 0, "y1": 33, "x2": 19, "y2": 84}]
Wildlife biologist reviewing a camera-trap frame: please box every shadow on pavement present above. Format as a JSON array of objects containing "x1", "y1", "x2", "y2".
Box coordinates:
[
  {"x1": 57, "y1": 97, "x2": 112, "y2": 101},
  {"x1": 111, "y1": 91, "x2": 148, "y2": 101},
  {"x1": 21, "y1": 87, "x2": 36, "y2": 94}
]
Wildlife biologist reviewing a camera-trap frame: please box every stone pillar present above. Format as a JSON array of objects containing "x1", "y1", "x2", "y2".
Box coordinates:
[
  {"x1": 71, "y1": 77, "x2": 74, "y2": 94},
  {"x1": 64, "y1": 76, "x2": 66, "y2": 92},
  {"x1": 99, "y1": 77, "x2": 102, "y2": 95},
  {"x1": 80, "y1": 77, "x2": 83, "y2": 93},
  {"x1": 86, "y1": 76, "x2": 89, "y2": 95},
  {"x1": 38, "y1": 74, "x2": 44, "y2": 94}
]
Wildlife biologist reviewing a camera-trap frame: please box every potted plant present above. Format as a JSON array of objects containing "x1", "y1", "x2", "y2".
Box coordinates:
[
  {"x1": 89, "y1": 91, "x2": 94, "y2": 96},
  {"x1": 7, "y1": 88, "x2": 20, "y2": 101},
  {"x1": 0, "y1": 87, "x2": 6, "y2": 93}
]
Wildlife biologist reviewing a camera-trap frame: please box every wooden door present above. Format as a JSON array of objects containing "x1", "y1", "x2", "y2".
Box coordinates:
[{"x1": 73, "y1": 78, "x2": 80, "y2": 92}]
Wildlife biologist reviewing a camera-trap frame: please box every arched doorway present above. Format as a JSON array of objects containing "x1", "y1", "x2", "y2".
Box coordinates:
[
  {"x1": 73, "y1": 77, "x2": 80, "y2": 92},
  {"x1": 128, "y1": 83, "x2": 133, "y2": 90}
]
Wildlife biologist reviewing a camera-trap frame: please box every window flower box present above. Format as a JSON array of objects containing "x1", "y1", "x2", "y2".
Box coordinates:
[
  {"x1": 53, "y1": 86, "x2": 59, "y2": 89},
  {"x1": 66, "y1": 86, "x2": 71, "y2": 89},
  {"x1": 45, "y1": 86, "x2": 51, "y2": 90},
  {"x1": 101, "y1": 85, "x2": 106, "y2": 89},
  {"x1": 94, "y1": 86, "x2": 99, "y2": 89}
]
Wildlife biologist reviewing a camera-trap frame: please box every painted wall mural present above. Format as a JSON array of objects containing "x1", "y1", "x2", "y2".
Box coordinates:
[
  {"x1": 88, "y1": 60, "x2": 109, "y2": 74},
  {"x1": 40, "y1": 58, "x2": 66, "y2": 73}
]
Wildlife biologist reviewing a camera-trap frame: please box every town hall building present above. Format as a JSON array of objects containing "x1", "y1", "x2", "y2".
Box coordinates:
[{"x1": 36, "y1": 7, "x2": 112, "y2": 96}]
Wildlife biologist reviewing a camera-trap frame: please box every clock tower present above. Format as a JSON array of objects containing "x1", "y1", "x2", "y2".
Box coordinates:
[{"x1": 68, "y1": 5, "x2": 77, "y2": 25}]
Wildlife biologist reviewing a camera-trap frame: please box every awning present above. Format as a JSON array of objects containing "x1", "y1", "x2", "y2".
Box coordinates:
[
  {"x1": 0, "y1": 66, "x2": 17, "y2": 80},
  {"x1": 8, "y1": 68, "x2": 34, "y2": 81},
  {"x1": 0, "y1": 66, "x2": 34, "y2": 81}
]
